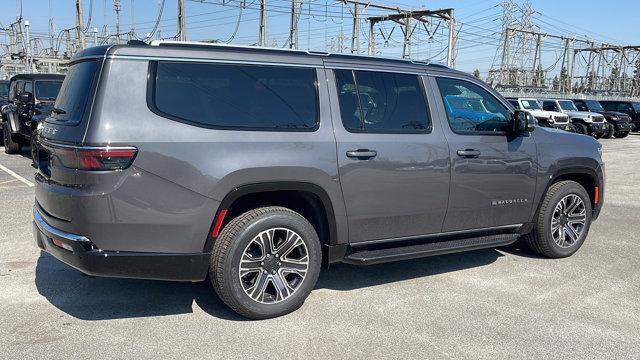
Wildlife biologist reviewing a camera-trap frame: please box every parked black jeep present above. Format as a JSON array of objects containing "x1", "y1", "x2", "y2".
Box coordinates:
[
  {"x1": 0, "y1": 80, "x2": 9, "y2": 145},
  {"x1": 572, "y1": 99, "x2": 632, "y2": 138},
  {"x1": 599, "y1": 100, "x2": 640, "y2": 133},
  {"x1": 1, "y1": 74, "x2": 64, "y2": 154}
]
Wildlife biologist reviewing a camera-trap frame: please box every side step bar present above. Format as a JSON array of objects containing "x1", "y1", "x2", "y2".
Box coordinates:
[{"x1": 342, "y1": 234, "x2": 519, "y2": 265}]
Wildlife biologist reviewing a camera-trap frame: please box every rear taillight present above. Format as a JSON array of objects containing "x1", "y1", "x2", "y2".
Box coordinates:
[{"x1": 55, "y1": 146, "x2": 138, "y2": 171}]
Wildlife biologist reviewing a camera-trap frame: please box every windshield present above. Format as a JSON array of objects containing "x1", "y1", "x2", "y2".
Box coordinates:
[
  {"x1": 520, "y1": 99, "x2": 541, "y2": 110},
  {"x1": 50, "y1": 61, "x2": 98, "y2": 124},
  {"x1": 35, "y1": 81, "x2": 62, "y2": 101},
  {"x1": 0, "y1": 82, "x2": 8, "y2": 98},
  {"x1": 633, "y1": 103, "x2": 640, "y2": 112},
  {"x1": 508, "y1": 100, "x2": 520, "y2": 109},
  {"x1": 584, "y1": 100, "x2": 604, "y2": 111},
  {"x1": 559, "y1": 100, "x2": 578, "y2": 111}
]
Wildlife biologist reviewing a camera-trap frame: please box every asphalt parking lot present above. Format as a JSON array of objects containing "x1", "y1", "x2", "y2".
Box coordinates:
[{"x1": 1, "y1": 136, "x2": 639, "y2": 360}]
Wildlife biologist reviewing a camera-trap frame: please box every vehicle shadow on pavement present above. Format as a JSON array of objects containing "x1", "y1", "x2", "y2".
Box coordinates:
[
  {"x1": 316, "y1": 248, "x2": 505, "y2": 291},
  {"x1": 35, "y1": 246, "x2": 512, "y2": 320},
  {"x1": 34, "y1": 252, "x2": 246, "y2": 321}
]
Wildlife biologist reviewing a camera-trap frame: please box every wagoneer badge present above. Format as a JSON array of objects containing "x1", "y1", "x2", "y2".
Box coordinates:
[{"x1": 492, "y1": 198, "x2": 529, "y2": 206}]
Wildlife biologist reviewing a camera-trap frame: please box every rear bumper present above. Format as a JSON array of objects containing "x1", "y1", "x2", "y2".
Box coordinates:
[{"x1": 33, "y1": 207, "x2": 209, "y2": 281}]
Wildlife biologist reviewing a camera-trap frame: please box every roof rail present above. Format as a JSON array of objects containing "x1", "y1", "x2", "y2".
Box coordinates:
[
  {"x1": 149, "y1": 40, "x2": 331, "y2": 57},
  {"x1": 147, "y1": 40, "x2": 448, "y2": 68},
  {"x1": 127, "y1": 39, "x2": 148, "y2": 46}
]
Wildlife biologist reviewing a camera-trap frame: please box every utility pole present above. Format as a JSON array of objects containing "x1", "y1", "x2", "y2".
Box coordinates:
[
  {"x1": 402, "y1": 14, "x2": 411, "y2": 59},
  {"x1": 350, "y1": 2, "x2": 359, "y2": 54},
  {"x1": 76, "y1": 0, "x2": 86, "y2": 50},
  {"x1": 93, "y1": 27, "x2": 98, "y2": 46},
  {"x1": 113, "y1": 0, "x2": 121, "y2": 44},
  {"x1": 177, "y1": 0, "x2": 186, "y2": 41},
  {"x1": 500, "y1": 28, "x2": 511, "y2": 85},
  {"x1": 289, "y1": 0, "x2": 299, "y2": 49},
  {"x1": 446, "y1": 9, "x2": 456, "y2": 68},
  {"x1": 65, "y1": 29, "x2": 72, "y2": 58},
  {"x1": 368, "y1": 19, "x2": 375, "y2": 55},
  {"x1": 25, "y1": 20, "x2": 31, "y2": 71},
  {"x1": 258, "y1": 0, "x2": 267, "y2": 46},
  {"x1": 531, "y1": 33, "x2": 542, "y2": 86}
]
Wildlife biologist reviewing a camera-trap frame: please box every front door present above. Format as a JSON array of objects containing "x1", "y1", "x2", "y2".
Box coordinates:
[
  {"x1": 326, "y1": 67, "x2": 450, "y2": 243},
  {"x1": 431, "y1": 76, "x2": 537, "y2": 232}
]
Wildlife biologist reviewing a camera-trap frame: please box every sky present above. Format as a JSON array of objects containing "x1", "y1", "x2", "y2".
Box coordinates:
[{"x1": 2, "y1": 0, "x2": 639, "y2": 75}]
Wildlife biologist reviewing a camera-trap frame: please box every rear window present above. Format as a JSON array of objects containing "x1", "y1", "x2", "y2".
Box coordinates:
[
  {"x1": 151, "y1": 62, "x2": 319, "y2": 131},
  {"x1": 35, "y1": 81, "x2": 62, "y2": 101},
  {"x1": 50, "y1": 60, "x2": 98, "y2": 125}
]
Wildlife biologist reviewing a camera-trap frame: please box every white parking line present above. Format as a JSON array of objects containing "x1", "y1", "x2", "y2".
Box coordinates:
[{"x1": 0, "y1": 163, "x2": 34, "y2": 187}]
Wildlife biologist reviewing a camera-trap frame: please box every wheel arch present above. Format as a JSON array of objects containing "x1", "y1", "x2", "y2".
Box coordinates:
[
  {"x1": 532, "y1": 167, "x2": 602, "y2": 223},
  {"x1": 203, "y1": 182, "x2": 339, "y2": 253}
]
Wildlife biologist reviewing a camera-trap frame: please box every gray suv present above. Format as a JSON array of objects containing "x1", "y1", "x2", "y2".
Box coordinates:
[{"x1": 33, "y1": 41, "x2": 605, "y2": 319}]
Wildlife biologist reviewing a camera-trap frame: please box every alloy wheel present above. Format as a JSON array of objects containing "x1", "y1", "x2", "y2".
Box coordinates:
[
  {"x1": 238, "y1": 227, "x2": 309, "y2": 304},
  {"x1": 550, "y1": 194, "x2": 587, "y2": 248}
]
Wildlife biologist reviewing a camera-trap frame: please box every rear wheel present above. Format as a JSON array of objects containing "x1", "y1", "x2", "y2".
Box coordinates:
[
  {"x1": 524, "y1": 180, "x2": 592, "y2": 258},
  {"x1": 211, "y1": 206, "x2": 321, "y2": 319},
  {"x1": 573, "y1": 123, "x2": 588, "y2": 135},
  {"x1": 615, "y1": 131, "x2": 630, "y2": 138},
  {"x1": 2, "y1": 122, "x2": 20, "y2": 154}
]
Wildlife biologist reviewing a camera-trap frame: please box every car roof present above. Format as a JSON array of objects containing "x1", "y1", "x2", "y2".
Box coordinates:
[
  {"x1": 72, "y1": 40, "x2": 460, "y2": 74},
  {"x1": 10, "y1": 73, "x2": 65, "y2": 81}
]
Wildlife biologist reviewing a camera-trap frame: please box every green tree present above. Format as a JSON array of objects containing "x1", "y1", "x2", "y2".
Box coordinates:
[
  {"x1": 552, "y1": 76, "x2": 559, "y2": 90},
  {"x1": 559, "y1": 67, "x2": 569, "y2": 92},
  {"x1": 473, "y1": 69, "x2": 481, "y2": 79}
]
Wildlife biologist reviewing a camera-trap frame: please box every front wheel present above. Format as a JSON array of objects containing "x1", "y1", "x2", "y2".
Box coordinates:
[
  {"x1": 573, "y1": 123, "x2": 588, "y2": 135},
  {"x1": 524, "y1": 180, "x2": 592, "y2": 258},
  {"x1": 211, "y1": 206, "x2": 321, "y2": 319},
  {"x1": 2, "y1": 122, "x2": 20, "y2": 154},
  {"x1": 602, "y1": 124, "x2": 615, "y2": 139}
]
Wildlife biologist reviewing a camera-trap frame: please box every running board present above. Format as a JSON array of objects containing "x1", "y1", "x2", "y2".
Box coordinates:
[{"x1": 342, "y1": 234, "x2": 519, "y2": 265}]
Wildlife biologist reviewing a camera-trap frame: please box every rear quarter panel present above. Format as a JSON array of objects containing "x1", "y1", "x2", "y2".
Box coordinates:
[{"x1": 83, "y1": 58, "x2": 345, "y2": 252}]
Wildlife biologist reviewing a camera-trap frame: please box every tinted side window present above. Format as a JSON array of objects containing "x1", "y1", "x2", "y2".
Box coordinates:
[
  {"x1": 436, "y1": 77, "x2": 509, "y2": 134},
  {"x1": 16, "y1": 81, "x2": 24, "y2": 96},
  {"x1": 152, "y1": 62, "x2": 318, "y2": 131},
  {"x1": 24, "y1": 81, "x2": 33, "y2": 94},
  {"x1": 573, "y1": 100, "x2": 587, "y2": 111},
  {"x1": 543, "y1": 101, "x2": 558, "y2": 112},
  {"x1": 334, "y1": 69, "x2": 431, "y2": 133},
  {"x1": 9, "y1": 81, "x2": 17, "y2": 100}
]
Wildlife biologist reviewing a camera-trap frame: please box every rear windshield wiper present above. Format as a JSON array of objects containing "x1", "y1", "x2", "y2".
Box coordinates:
[{"x1": 52, "y1": 107, "x2": 66, "y2": 114}]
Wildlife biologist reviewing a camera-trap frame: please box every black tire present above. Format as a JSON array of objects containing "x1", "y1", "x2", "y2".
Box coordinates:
[
  {"x1": 2, "y1": 122, "x2": 20, "y2": 154},
  {"x1": 615, "y1": 131, "x2": 630, "y2": 138},
  {"x1": 30, "y1": 132, "x2": 39, "y2": 167},
  {"x1": 211, "y1": 206, "x2": 322, "y2": 319},
  {"x1": 602, "y1": 124, "x2": 615, "y2": 139},
  {"x1": 524, "y1": 180, "x2": 592, "y2": 258},
  {"x1": 573, "y1": 123, "x2": 588, "y2": 135}
]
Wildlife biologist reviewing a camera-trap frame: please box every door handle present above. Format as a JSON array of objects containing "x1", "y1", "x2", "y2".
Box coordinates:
[
  {"x1": 457, "y1": 149, "x2": 481, "y2": 158},
  {"x1": 346, "y1": 149, "x2": 377, "y2": 160}
]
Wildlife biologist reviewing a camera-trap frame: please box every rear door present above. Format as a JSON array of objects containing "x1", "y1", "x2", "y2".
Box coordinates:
[
  {"x1": 326, "y1": 67, "x2": 450, "y2": 243},
  {"x1": 431, "y1": 76, "x2": 537, "y2": 232}
]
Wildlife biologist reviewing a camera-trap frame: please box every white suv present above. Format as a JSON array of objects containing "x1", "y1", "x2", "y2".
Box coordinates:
[{"x1": 507, "y1": 98, "x2": 571, "y2": 131}]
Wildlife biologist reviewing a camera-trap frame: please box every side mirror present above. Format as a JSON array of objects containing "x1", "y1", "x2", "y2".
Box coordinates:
[
  {"x1": 511, "y1": 110, "x2": 535, "y2": 134},
  {"x1": 18, "y1": 92, "x2": 33, "y2": 104}
]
